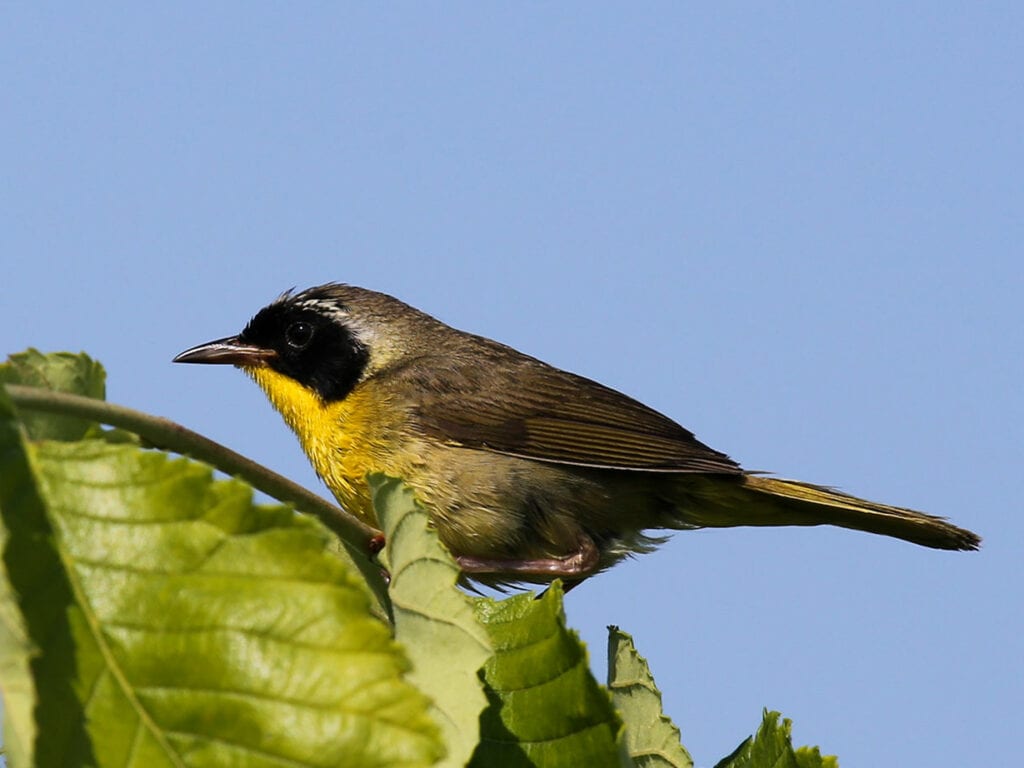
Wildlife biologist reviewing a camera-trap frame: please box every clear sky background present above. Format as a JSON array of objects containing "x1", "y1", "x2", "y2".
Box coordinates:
[{"x1": 3, "y1": 5, "x2": 1020, "y2": 767}]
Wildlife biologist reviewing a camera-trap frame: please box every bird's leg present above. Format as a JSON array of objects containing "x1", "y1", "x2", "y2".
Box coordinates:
[{"x1": 455, "y1": 533, "x2": 600, "y2": 579}]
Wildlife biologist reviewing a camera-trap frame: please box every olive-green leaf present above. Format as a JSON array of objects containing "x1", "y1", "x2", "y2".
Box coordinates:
[
  {"x1": 794, "y1": 746, "x2": 838, "y2": 768},
  {"x1": 470, "y1": 584, "x2": 625, "y2": 768},
  {"x1": 713, "y1": 710, "x2": 836, "y2": 768},
  {"x1": 371, "y1": 474, "x2": 492, "y2": 768},
  {"x1": 0, "y1": 349, "x2": 106, "y2": 441},
  {"x1": 0, "y1": 530, "x2": 37, "y2": 768},
  {"x1": 607, "y1": 626, "x2": 693, "y2": 768},
  {"x1": 0, "y1": 402, "x2": 443, "y2": 767},
  {"x1": 0, "y1": 381, "x2": 97, "y2": 766},
  {"x1": 0, "y1": 387, "x2": 45, "y2": 767}
]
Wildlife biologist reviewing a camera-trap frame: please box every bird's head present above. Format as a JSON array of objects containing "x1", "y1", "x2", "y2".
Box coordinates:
[{"x1": 173, "y1": 283, "x2": 428, "y2": 403}]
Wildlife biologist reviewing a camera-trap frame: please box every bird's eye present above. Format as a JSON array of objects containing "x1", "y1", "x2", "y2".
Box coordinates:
[{"x1": 285, "y1": 321, "x2": 314, "y2": 350}]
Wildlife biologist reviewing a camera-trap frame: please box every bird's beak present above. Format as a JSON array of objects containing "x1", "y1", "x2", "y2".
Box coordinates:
[{"x1": 172, "y1": 336, "x2": 276, "y2": 366}]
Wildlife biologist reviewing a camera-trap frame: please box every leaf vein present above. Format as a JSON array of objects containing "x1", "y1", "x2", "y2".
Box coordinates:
[
  {"x1": 54, "y1": 535, "x2": 189, "y2": 767},
  {"x1": 125, "y1": 716, "x2": 144, "y2": 768},
  {"x1": 390, "y1": 555, "x2": 459, "y2": 584},
  {"x1": 480, "y1": 717, "x2": 616, "y2": 747},
  {"x1": 161, "y1": 730, "x2": 324, "y2": 768},
  {"x1": 135, "y1": 682, "x2": 388, "y2": 713},
  {"x1": 71, "y1": 556, "x2": 342, "y2": 587},
  {"x1": 488, "y1": 655, "x2": 582, "y2": 694},
  {"x1": 101, "y1": 619, "x2": 392, "y2": 655}
]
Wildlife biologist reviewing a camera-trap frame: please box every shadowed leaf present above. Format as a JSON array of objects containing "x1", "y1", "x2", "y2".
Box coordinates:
[{"x1": 470, "y1": 584, "x2": 626, "y2": 767}]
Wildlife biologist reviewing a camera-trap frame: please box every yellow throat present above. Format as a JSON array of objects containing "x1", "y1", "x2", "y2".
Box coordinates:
[{"x1": 245, "y1": 365, "x2": 384, "y2": 524}]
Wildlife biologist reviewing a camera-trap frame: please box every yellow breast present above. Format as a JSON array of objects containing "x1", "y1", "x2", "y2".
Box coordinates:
[{"x1": 245, "y1": 366, "x2": 405, "y2": 525}]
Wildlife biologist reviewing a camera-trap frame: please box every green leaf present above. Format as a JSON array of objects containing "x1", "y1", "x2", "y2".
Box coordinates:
[
  {"x1": 0, "y1": 350, "x2": 106, "y2": 441},
  {"x1": 607, "y1": 626, "x2": 693, "y2": 768},
  {"x1": 0, "y1": 532, "x2": 37, "y2": 768},
  {"x1": 470, "y1": 584, "x2": 625, "y2": 768},
  {"x1": 714, "y1": 710, "x2": 836, "y2": 768},
  {"x1": 0, "y1": 381, "x2": 96, "y2": 765},
  {"x1": 0, "y1": 387, "x2": 45, "y2": 767},
  {"x1": 795, "y1": 746, "x2": 838, "y2": 768},
  {"x1": 371, "y1": 474, "x2": 493, "y2": 768},
  {"x1": 713, "y1": 709, "x2": 793, "y2": 768},
  {"x1": 0, "y1": 404, "x2": 443, "y2": 766}
]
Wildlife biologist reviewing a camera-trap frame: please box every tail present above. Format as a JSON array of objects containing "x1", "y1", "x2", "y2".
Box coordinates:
[{"x1": 680, "y1": 475, "x2": 980, "y2": 551}]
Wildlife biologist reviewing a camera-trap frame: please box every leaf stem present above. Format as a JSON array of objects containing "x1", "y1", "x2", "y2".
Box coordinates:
[{"x1": 3, "y1": 384, "x2": 382, "y2": 547}]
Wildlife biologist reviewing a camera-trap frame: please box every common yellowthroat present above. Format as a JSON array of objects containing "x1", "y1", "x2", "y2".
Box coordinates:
[{"x1": 174, "y1": 284, "x2": 979, "y2": 585}]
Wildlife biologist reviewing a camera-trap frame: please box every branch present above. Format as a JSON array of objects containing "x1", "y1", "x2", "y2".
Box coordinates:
[{"x1": 3, "y1": 384, "x2": 382, "y2": 548}]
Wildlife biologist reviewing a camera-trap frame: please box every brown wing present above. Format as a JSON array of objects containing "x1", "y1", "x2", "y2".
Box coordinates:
[{"x1": 385, "y1": 340, "x2": 742, "y2": 475}]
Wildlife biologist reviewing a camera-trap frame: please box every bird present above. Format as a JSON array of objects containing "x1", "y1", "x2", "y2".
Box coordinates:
[{"x1": 174, "y1": 283, "x2": 979, "y2": 586}]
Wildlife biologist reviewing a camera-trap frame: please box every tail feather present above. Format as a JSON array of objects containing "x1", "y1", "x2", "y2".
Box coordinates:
[{"x1": 683, "y1": 475, "x2": 981, "y2": 551}]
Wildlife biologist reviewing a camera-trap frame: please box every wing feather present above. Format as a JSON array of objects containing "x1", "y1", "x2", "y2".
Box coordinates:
[{"x1": 383, "y1": 341, "x2": 741, "y2": 475}]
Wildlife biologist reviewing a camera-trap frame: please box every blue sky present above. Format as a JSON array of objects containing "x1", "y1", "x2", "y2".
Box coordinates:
[{"x1": 3, "y1": 5, "x2": 1021, "y2": 766}]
